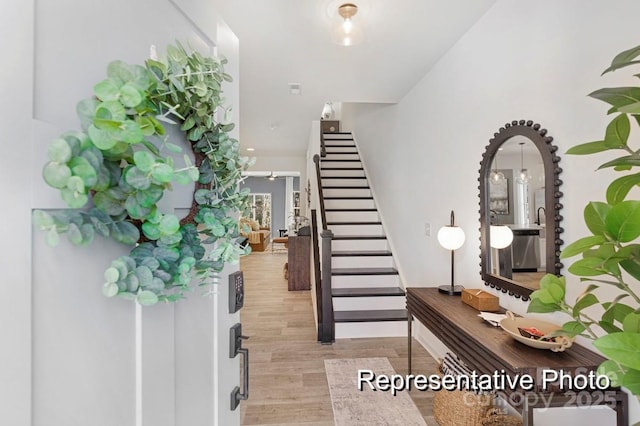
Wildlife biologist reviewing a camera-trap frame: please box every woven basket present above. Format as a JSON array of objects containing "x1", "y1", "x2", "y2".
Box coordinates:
[
  {"x1": 432, "y1": 374, "x2": 493, "y2": 426},
  {"x1": 479, "y1": 408, "x2": 522, "y2": 426}
]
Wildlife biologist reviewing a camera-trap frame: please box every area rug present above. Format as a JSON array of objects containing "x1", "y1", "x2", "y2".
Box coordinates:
[{"x1": 324, "y1": 357, "x2": 427, "y2": 426}]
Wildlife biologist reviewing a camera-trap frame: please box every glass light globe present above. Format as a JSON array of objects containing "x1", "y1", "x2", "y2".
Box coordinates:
[
  {"x1": 490, "y1": 225, "x2": 513, "y2": 249},
  {"x1": 437, "y1": 226, "x2": 465, "y2": 251}
]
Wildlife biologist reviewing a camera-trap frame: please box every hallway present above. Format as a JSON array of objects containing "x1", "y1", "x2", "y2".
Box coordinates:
[{"x1": 239, "y1": 248, "x2": 438, "y2": 425}]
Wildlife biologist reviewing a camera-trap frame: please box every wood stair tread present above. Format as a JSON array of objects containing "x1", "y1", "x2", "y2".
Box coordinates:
[
  {"x1": 332, "y1": 267, "x2": 398, "y2": 276},
  {"x1": 322, "y1": 186, "x2": 370, "y2": 189},
  {"x1": 327, "y1": 221, "x2": 381, "y2": 225},
  {"x1": 332, "y1": 287, "x2": 405, "y2": 297},
  {"x1": 324, "y1": 144, "x2": 356, "y2": 148},
  {"x1": 323, "y1": 196, "x2": 373, "y2": 200},
  {"x1": 332, "y1": 250, "x2": 391, "y2": 257},
  {"x1": 331, "y1": 235, "x2": 386, "y2": 240},
  {"x1": 321, "y1": 167, "x2": 364, "y2": 170},
  {"x1": 334, "y1": 309, "x2": 407, "y2": 323},
  {"x1": 325, "y1": 208, "x2": 377, "y2": 212},
  {"x1": 320, "y1": 159, "x2": 361, "y2": 162},
  {"x1": 321, "y1": 176, "x2": 367, "y2": 179}
]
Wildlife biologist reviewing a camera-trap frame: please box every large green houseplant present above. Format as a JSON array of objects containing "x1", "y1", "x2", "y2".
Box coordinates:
[
  {"x1": 527, "y1": 44, "x2": 640, "y2": 395},
  {"x1": 34, "y1": 42, "x2": 253, "y2": 306}
]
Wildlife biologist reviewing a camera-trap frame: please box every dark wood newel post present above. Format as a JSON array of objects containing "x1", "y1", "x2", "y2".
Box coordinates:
[{"x1": 320, "y1": 229, "x2": 334, "y2": 343}]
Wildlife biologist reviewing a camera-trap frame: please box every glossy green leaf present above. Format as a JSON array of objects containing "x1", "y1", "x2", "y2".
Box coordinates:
[
  {"x1": 47, "y1": 138, "x2": 72, "y2": 163},
  {"x1": 46, "y1": 228, "x2": 60, "y2": 247},
  {"x1": 593, "y1": 332, "x2": 640, "y2": 370},
  {"x1": 103, "y1": 282, "x2": 119, "y2": 298},
  {"x1": 565, "y1": 140, "x2": 611, "y2": 155},
  {"x1": 69, "y1": 157, "x2": 98, "y2": 188},
  {"x1": 133, "y1": 151, "x2": 155, "y2": 172},
  {"x1": 88, "y1": 124, "x2": 117, "y2": 150},
  {"x1": 115, "y1": 120, "x2": 143, "y2": 144},
  {"x1": 561, "y1": 321, "x2": 587, "y2": 337},
  {"x1": 159, "y1": 232, "x2": 183, "y2": 246},
  {"x1": 597, "y1": 360, "x2": 626, "y2": 387},
  {"x1": 107, "y1": 60, "x2": 134, "y2": 84},
  {"x1": 604, "y1": 115, "x2": 630, "y2": 148},
  {"x1": 568, "y1": 257, "x2": 606, "y2": 277},
  {"x1": 584, "y1": 202, "x2": 612, "y2": 236},
  {"x1": 95, "y1": 100, "x2": 126, "y2": 122},
  {"x1": 93, "y1": 191, "x2": 125, "y2": 215},
  {"x1": 43, "y1": 162, "x2": 72, "y2": 188},
  {"x1": 603, "y1": 300, "x2": 633, "y2": 324},
  {"x1": 623, "y1": 313, "x2": 640, "y2": 333},
  {"x1": 151, "y1": 163, "x2": 174, "y2": 183},
  {"x1": 136, "y1": 186, "x2": 163, "y2": 208},
  {"x1": 572, "y1": 293, "x2": 599, "y2": 317},
  {"x1": 67, "y1": 222, "x2": 83, "y2": 245},
  {"x1": 598, "y1": 155, "x2": 640, "y2": 170},
  {"x1": 602, "y1": 45, "x2": 640, "y2": 74},
  {"x1": 607, "y1": 173, "x2": 640, "y2": 205},
  {"x1": 104, "y1": 267, "x2": 120, "y2": 283},
  {"x1": 125, "y1": 166, "x2": 151, "y2": 190},
  {"x1": 605, "y1": 201, "x2": 640, "y2": 242},
  {"x1": 111, "y1": 221, "x2": 140, "y2": 245},
  {"x1": 94, "y1": 79, "x2": 120, "y2": 101},
  {"x1": 135, "y1": 265, "x2": 154, "y2": 287},
  {"x1": 561, "y1": 235, "x2": 606, "y2": 259},
  {"x1": 180, "y1": 116, "x2": 196, "y2": 131},
  {"x1": 137, "y1": 290, "x2": 159, "y2": 306},
  {"x1": 142, "y1": 221, "x2": 161, "y2": 240},
  {"x1": 33, "y1": 210, "x2": 54, "y2": 229},
  {"x1": 159, "y1": 215, "x2": 180, "y2": 235},
  {"x1": 589, "y1": 87, "x2": 640, "y2": 112},
  {"x1": 60, "y1": 187, "x2": 89, "y2": 208},
  {"x1": 599, "y1": 320, "x2": 623, "y2": 334},
  {"x1": 76, "y1": 98, "x2": 99, "y2": 130},
  {"x1": 622, "y1": 368, "x2": 640, "y2": 395},
  {"x1": 119, "y1": 83, "x2": 143, "y2": 107}
]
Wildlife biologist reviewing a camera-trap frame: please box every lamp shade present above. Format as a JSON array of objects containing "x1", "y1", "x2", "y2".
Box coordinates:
[
  {"x1": 490, "y1": 225, "x2": 514, "y2": 249},
  {"x1": 437, "y1": 226, "x2": 465, "y2": 251}
]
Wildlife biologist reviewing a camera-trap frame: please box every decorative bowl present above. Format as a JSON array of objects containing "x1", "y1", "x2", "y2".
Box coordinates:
[{"x1": 499, "y1": 311, "x2": 573, "y2": 352}]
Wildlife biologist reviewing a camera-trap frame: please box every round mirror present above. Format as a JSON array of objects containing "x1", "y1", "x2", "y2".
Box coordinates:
[{"x1": 479, "y1": 120, "x2": 564, "y2": 300}]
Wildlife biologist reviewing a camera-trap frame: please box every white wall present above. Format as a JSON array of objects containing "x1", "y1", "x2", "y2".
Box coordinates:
[
  {"x1": 345, "y1": 0, "x2": 640, "y2": 423},
  {"x1": 1, "y1": 1, "x2": 242, "y2": 425}
]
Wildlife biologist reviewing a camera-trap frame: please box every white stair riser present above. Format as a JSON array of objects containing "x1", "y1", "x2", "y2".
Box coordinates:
[
  {"x1": 321, "y1": 178, "x2": 368, "y2": 187},
  {"x1": 332, "y1": 296, "x2": 406, "y2": 311},
  {"x1": 324, "y1": 146, "x2": 357, "y2": 153},
  {"x1": 332, "y1": 274, "x2": 400, "y2": 288},
  {"x1": 335, "y1": 321, "x2": 406, "y2": 339},
  {"x1": 323, "y1": 153, "x2": 360, "y2": 160},
  {"x1": 321, "y1": 161, "x2": 362, "y2": 168},
  {"x1": 326, "y1": 211, "x2": 379, "y2": 222},
  {"x1": 331, "y1": 239, "x2": 388, "y2": 251},
  {"x1": 332, "y1": 256, "x2": 394, "y2": 269},
  {"x1": 321, "y1": 169, "x2": 365, "y2": 177},
  {"x1": 323, "y1": 188, "x2": 371, "y2": 197},
  {"x1": 329, "y1": 224, "x2": 383, "y2": 236},
  {"x1": 324, "y1": 199, "x2": 375, "y2": 209}
]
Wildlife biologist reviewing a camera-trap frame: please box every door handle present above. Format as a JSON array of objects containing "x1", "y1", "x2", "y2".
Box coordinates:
[{"x1": 231, "y1": 347, "x2": 249, "y2": 410}]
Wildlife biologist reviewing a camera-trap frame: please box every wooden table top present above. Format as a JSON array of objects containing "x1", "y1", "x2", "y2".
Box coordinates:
[{"x1": 406, "y1": 287, "x2": 605, "y2": 377}]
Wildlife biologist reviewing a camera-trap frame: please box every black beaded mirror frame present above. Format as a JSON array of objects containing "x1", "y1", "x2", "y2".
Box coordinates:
[{"x1": 478, "y1": 120, "x2": 564, "y2": 301}]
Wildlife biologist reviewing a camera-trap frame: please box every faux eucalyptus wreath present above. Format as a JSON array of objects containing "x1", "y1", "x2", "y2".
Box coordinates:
[{"x1": 34, "y1": 42, "x2": 253, "y2": 305}]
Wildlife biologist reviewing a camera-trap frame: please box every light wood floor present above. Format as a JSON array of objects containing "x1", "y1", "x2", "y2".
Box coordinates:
[{"x1": 239, "y1": 247, "x2": 438, "y2": 425}]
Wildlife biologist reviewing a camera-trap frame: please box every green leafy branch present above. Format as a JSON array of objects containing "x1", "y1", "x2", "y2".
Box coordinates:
[
  {"x1": 528, "y1": 44, "x2": 640, "y2": 396},
  {"x1": 35, "y1": 42, "x2": 251, "y2": 306}
]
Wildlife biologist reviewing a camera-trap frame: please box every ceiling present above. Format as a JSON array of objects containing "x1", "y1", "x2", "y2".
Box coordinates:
[{"x1": 211, "y1": 0, "x2": 497, "y2": 157}]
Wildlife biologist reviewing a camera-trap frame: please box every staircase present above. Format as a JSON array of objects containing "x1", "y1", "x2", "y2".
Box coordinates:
[{"x1": 320, "y1": 132, "x2": 407, "y2": 338}]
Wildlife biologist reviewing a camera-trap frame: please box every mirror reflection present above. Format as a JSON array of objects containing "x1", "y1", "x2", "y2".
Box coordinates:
[
  {"x1": 479, "y1": 120, "x2": 563, "y2": 300},
  {"x1": 487, "y1": 136, "x2": 545, "y2": 290}
]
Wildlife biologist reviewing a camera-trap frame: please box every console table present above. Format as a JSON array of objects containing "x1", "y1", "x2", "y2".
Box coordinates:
[{"x1": 406, "y1": 287, "x2": 628, "y2": 426}]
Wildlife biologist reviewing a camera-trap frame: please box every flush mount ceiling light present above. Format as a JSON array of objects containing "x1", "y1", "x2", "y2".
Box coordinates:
[{"x1": 332, "y1": 3, "x2": 364, "y2": 46}]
